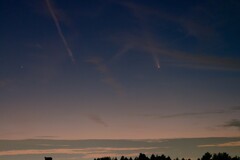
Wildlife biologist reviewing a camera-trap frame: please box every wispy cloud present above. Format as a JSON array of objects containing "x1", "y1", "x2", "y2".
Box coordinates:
[
  {"x1": 34, "y1": 136, "x2": 59, "y2": 139},
  {"x1": 86, "y1": 57, "x2": 124, "y2": 95},
  {"x1": 118, "y1": 1, "x2": 216, "y2": 39},
  {"x1": 142, "y1": 106, "x2": 240, "y2": 119},
  {"x1": 37, "y1": 144, "x2": 69, "y2": 147},
  {"x1": 110, "y1": 1, "x2": 240, "y2": 71},
  {"x1": 223, "y1": 119, "x2": 240, "y2": 130},
  {"x1": 112, "y1": 32, "x2": 240, "y2": 71},
  {"x1": 198, "y1": 141, "x2": 240, "y2": 147},
  {"x1": 87, "y1": 57, "x2": 109, "y2": 74},
  {"x1": 46, "y1": 0, "x2": 76, "y2": 64},
  {"x1": 0, "y1": 148, "x2": 90, "y2": 156},
  {"x1": 0, "y1": 147, "x2": 158, "y2": 156},
  {"x1": 87, "y1": 114, "x2": 108, "y2": 127},
  {"x1": 162, "y1": 50, "x2": 240, "y2": 71},
  {"x1": 82, "y1": 153, "x2": 139, "y2": 159},
  {"x1": 117, "y1": 1, "x2": 161, "y2": 69},
  {"x1": 142, "y1": 110, "x2": 226, "y2": 119},
  {"x1": 0, "y1": 138, "x2": 239, "y2": 159}
]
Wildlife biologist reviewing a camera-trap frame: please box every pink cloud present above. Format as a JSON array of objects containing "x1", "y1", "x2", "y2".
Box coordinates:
[
  {"x1": 198, "y1": 141, "x2": 240, "y2": 147},
  {"x1": 0, "y1": 147, "x2": 158, "y2": 156}
]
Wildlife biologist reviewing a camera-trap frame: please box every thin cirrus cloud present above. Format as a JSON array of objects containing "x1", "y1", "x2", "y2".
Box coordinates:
[
  {"x1": 110, "y1": 1, "x2": 240, "y2": 71},
  {"x1": 0, "y1": 147, "x2": 158, "y2": 156},
  {"x1": 119, "y1": 1, "x2": 161, "y2": 70},
  {"x1": 34, "y1": 136, "x2": 59, "y2": 139},
  {"x1": 223, "y1": 119, "x2": 240, "y2": 130},
  {"x1": 112, "y1": 32, "x2": 240, "y2": 71},
  {"x1": 82, "y1": 153, "x2": 140, "y2": 159},
  {"x1": 87, "y1": 114, "x2": 108, "y2": 127},
  {"x1": 198, "y1": 141, "x2": 240, "y2": 147},
  {"x1": 86, "y1": 57, "x2": 124, "y2": 95},
  {"x1": 141, "y1": 110, "x2": 227, "y2": 119},
  {"x1": 118, "y1": 1, "x2": 216, "y2": 40},
  {"x1": 37, "y1": 144, "x2": 67, "y2": 147},
  {"x1": 1, "y1": 139, "x2": 239, "y2": 159}
]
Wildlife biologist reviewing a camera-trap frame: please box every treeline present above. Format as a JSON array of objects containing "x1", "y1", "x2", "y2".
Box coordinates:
[{"x1": 94, "y1": 152, "x2": 240, "y2": 160}]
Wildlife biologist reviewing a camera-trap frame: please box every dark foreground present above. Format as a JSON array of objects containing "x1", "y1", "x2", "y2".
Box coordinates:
[
  {"x1": 93, "y1": 153, "x2": 240, "y2": 160},
  {"x1": 44, "y1": 152, "x2": 240, "y2": 160}
]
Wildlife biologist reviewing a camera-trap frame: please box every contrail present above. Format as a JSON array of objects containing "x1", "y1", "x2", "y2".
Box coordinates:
[{"x1": 46, "y1": 0, "x2": 76, "y2": 64}]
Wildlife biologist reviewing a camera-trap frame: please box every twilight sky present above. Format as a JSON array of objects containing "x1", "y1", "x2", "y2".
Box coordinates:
[{"x1": 1, "y1": 0, "x2": 240, "y2": 141}]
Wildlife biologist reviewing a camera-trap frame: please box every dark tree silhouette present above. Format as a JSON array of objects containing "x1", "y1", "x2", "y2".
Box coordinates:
[
  {"x1": 212, "y1": 152, "x2": 231, "y2": 160},
  {"x1": 201, "y1": 152, "x2": 212, "y2": 160},
  {"x1": 121, "y1": 156, "x2": 125, "y2": 160},
  {"x1": 232, "y1": 156, "x2": 240, "y2": 160},
  {"x1": 139, "y1": 153, "x2": 149, "y2": 160},
  {"x1": 91, "y1": 152, "x2": 240, "y2": 160},
  {"x1": 151, "y1": 154, "x2": 156, "y2": 160}
]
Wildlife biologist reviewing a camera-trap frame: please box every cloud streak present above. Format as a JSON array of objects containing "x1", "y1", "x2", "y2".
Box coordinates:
[
  {"x1": 120, "y1": 2, "x2": 161, "y2": 70},
  {"x1": 118, "y1": 1, "x2": 215, "y2": 40},
  {"x1": 87, "y1": 114, "x2": 108, "y2": 127},
  {"x1": 86, "y1": 57, "x2": 124, "y2": 95},
  {"x1": 34, "y1": 136, "x2": 59, "y2": 139},
  {"x1": 82, "y1": 153, "x2": 140, "y2": 159},
  {"x1": 0, "y1": 138, "x2": 239, "y2": 160},
  {"x1": 0, "y1": 147, "x2": 158, "y2": 156},
  {"x1": 223, "y1": 119, "x2": 240, "y2": 130},
  {"x1": 110, "y1": 1, "x2": 240, "y2": 71},
  {"x1": 198, "y1": 141, "x2": 240, "y2": 147},
  {"x1": 46, "y1": 0, "x2": 75, "y2": 64},
  {"x1": 112, "y1": 32, "x2": 240, "y2": 71},
  {"x1": 142, "y1": 110, "x2": 226, "y2": 119}
]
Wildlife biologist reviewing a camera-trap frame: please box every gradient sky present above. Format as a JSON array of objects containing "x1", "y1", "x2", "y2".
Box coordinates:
[{"x1": 1, "y1": 0, "x2": 240, "y2": 141}]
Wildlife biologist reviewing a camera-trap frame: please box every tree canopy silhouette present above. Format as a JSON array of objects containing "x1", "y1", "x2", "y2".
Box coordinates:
[{"x1": 93, "y1": 152, "x2": 240, "y2": 160}]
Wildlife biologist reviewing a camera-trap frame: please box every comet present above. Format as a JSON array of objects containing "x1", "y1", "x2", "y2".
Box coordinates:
[{"x1": 152, "y1": 52, "x2": 160, "y2": 69}]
